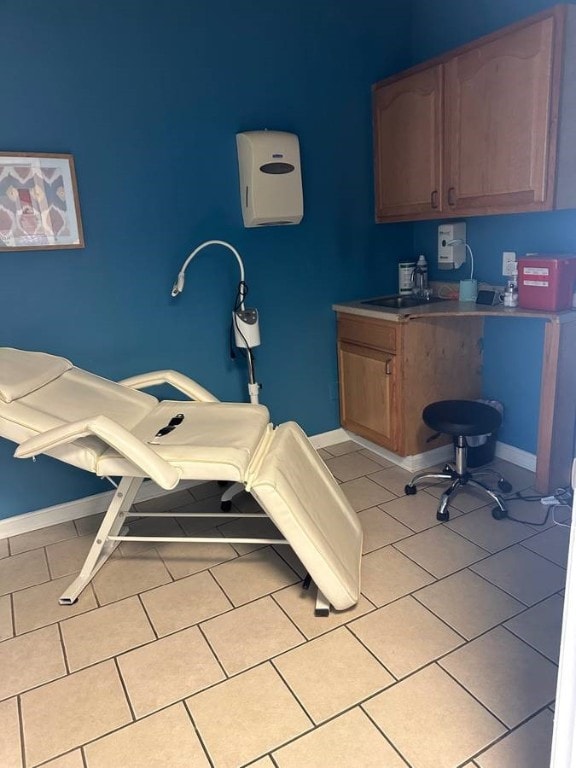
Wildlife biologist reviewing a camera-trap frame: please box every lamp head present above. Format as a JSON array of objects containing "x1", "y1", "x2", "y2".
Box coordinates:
[{"x1": 171, "y1": 272, "x2": 186, "y2": 297}]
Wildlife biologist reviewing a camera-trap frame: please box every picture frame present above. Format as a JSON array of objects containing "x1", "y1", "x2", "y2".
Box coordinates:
[{"x1": 0, "y1": 152, "x2": 84, "y2": 250}]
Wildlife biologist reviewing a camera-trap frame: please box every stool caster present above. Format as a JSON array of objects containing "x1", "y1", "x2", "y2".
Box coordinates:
[
  {"x1": 436, "y1": 510, "x2": 450, "y2": 522},
  {"x1": 405, "y1": 484, "x2": 417, "y2": 495},
  {"x1": 492, "y1": 506, "x2": 508, "y2": 520},
  {"x1": 498, "y1": 479, "x2": 512, "y2": 493},
  {"x1": 220, "y1": 500, "x2": 232, "y2": 512}
]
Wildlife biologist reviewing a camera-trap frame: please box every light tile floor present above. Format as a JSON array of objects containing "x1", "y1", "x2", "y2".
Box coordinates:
[{"x1": 0, "y1": 443, "x2": 569, "y2": 768}]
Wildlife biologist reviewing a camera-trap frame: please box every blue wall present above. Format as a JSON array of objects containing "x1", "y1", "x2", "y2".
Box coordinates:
[
  {"x1": 4, "y1": 0, "x2": 573, "y2": 520},
  {"x1": 410, "y1": 0, "x2": 576, "y2": 453},
  {"x1": 0, "y1": 0, "x2": 412, "y2": 518}
]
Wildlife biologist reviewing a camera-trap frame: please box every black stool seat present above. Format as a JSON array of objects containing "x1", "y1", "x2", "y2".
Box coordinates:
[
  {"x1": 423, "y1": 400, "x2": 502, "y2": 437},
  {"x1": 405, "y1": 399, "x2": 511, "y2": 522}
]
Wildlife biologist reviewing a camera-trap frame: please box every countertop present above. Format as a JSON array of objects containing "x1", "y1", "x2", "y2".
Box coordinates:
[{"x1": 332, "y1": 296, "x2": 576, "y2": 324}]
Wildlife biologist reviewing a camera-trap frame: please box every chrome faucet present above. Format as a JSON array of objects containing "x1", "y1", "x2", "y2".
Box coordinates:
[{"x1": 411, "y1": 265, "x2": 427, "y2": 297}]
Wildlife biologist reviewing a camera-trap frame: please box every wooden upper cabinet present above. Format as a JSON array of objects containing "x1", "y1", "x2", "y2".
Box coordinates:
[
  {"x1": 444, "y1": 15, "x2": 557, "y2": 215},
  {"x1": 373, "y1": 66, "x2": 443, "y2": 220},
  {"x1": 373, "y1": 4, "x2": 576, "y2": 222}
]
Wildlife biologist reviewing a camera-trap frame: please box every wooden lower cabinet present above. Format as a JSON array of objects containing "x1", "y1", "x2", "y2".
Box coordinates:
[
  {"x1": 339, "y1": 341, "x2": 398, "y2": 449},
  {"x1": 337, "y1": 313, "x2": 484, "y2": 456}
]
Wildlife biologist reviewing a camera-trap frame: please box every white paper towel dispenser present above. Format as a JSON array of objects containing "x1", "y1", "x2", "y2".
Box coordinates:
[{"x1": 236, "y1": 130, "x2": 303, "y2": 227}]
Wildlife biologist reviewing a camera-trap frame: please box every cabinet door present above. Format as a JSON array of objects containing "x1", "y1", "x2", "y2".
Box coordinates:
[
  {"x1": 373, "y1": 65, "x2": 443, "y2": 221},
  {"x1": 338, "y1": 341, "x2": 397, "y2": 450},
  {"x1": 444, "y1": 15, "x2": 558, "y2": 215}
]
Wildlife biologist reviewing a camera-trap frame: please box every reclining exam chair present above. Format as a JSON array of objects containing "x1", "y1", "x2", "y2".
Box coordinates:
[{"x1": 0, "y1": 348, "x2": 362, "y2": 615}]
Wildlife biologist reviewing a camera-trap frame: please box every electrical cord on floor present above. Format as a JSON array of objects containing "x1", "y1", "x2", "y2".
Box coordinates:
[
  {"x1": 499, "y1": 496, "x2": 553, "y2": 526},
  {"x1": 411, "y1": 475, "x2": 572, "y2": 527},
  {"x1": 553, "y1": 505, "x2": 573, "y2": 528},
  {"x1": 500, "y1": 486, "x2": 573, "y2": 527}
]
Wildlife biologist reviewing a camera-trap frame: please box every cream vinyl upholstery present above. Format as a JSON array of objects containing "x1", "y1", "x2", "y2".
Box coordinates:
[{"x1": 0, "y1": 348, "x2": 362, "y2": 614}]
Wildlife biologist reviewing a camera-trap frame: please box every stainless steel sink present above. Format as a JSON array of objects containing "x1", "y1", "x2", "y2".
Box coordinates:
[{"x1": 361, "y1": 294, "x2": 448, "y2": 309}]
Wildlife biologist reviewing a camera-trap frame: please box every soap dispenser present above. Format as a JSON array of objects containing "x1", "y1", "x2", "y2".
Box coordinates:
[{"x1": 412, "y1": 254, "x2": 428, "y2": 297}]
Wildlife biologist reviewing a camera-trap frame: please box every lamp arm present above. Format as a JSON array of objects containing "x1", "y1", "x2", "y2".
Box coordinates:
[
  {"x1": 171, "y1": 240, "x2": 246, "y2": 307},
  {"x1": 447, "y1": 238, "x2": 475, "y2": 281}
]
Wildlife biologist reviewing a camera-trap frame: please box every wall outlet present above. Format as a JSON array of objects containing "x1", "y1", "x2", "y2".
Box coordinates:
[{"x1": 502, "y1": 250, "x2": 517, "y2": 277}]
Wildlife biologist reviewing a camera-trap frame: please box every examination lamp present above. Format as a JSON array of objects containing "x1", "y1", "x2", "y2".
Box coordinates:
[{"x1": 170, "y1": 239, "x2": 261, "y2": 404}]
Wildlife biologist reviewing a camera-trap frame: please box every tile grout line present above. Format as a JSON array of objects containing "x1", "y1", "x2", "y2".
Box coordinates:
[
  {"x1": 518, "y1": 537, "x2": 569, "y2": 570},
  {"x1": 196, "y1": 621, "x2": 232, "y2": 681},
  {"x1": 51, "y1": 699, "x2": 200, "y2": 767},
  {"x1": 498, "y1": 623, "x2": 560, "y2": 668},
  {"x1": 360, "y1": 702, "x2": 417, "y2": 768},
  {"x1": 16, "y1": 694, "x2": 26, "y2": 768},
  {"x1": 136, "y1": 592, "x2": 159, "y2": 642},
  {"x1": 9, "y1": 591, "x2": 15, "y2": 639},
  {"x1": 112, "y1": 655, "x2": 137, "y2": 723},
  {"x1": 56, "y1": 622, "x2": 71, "y2": 676},
  {"x1": 438, "y1": 659, "x2": 522, "y2": 731},
  {"x1": 462, "y1": 704, "x2": 556, "y2": 767},
  {"x1": 182, "y1": 699, "x2": 216, "y2": 768}
]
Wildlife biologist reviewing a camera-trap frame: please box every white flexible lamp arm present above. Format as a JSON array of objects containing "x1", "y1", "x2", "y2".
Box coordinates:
[{"x1": 171, "y1": 240, "x2": 246, "y2": 308}]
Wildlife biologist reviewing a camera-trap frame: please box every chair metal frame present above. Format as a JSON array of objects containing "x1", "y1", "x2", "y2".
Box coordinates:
[{"x1": 406, "y1": 436, "x2": 510, "y2": 521}]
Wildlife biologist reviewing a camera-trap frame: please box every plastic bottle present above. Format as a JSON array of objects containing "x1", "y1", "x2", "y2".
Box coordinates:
[
  {"x1": 503, "y1": 279, "x2": 518, "y2": 308},
  {"x1": 413, "y1": 254, "x2": 428, "y2": 296}
]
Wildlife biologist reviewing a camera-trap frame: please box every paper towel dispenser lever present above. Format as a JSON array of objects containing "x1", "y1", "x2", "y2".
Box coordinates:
[{"x1": 236, "y1": 130, "x2": 303, "y2": 227}]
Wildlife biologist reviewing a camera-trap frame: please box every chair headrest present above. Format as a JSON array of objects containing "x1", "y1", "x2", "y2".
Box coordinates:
[{"x1": 0, "y1": 348, "x2": 73, "y2": 403}]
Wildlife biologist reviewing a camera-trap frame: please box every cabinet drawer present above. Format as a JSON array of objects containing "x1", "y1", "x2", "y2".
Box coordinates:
[{"x1": 338, "y1": 314, "x2": 398, "y2": 352}]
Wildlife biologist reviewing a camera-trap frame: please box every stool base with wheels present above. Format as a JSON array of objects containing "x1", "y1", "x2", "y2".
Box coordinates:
[{"x1": 404, "y1": 400, "x2": 512, "y2": 522}]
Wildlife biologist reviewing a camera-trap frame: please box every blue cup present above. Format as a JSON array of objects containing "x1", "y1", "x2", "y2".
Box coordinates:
[{"x1": 459, "y1": 279, "x2": 478, "y2": 302}]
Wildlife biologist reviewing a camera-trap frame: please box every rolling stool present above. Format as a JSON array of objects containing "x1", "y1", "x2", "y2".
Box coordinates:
[{"x1": 404, "y1": 400, "x2": 512, "y2": 522}]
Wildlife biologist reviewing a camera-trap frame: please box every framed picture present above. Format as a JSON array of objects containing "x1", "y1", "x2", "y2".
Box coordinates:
[{"x1": 0, "y1": 152, "x2": 84, "y2": 250}]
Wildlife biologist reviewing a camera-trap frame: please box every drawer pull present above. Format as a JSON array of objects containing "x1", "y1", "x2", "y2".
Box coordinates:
[
  {"x1": 447, "y1": 187, "x2": 456, "y2": 206},
  {"x1": 431, "y1": 190, "x2": 439, "y2": 209},
  {"x1": 385, "y1": 359, "x2": 393, "y2": 375}
]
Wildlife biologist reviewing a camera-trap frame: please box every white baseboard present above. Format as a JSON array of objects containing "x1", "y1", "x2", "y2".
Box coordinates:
[
  {"x1": 309, "y1": 428, "x2": 349, "y2": 449},
  {"x1": 339, "y1": 430, "x2": 536, "y2": 474},
  {"x1": 339, "y1": 431, "x2": 453, "y2": 471},
  {"x1": 0, "y1": 479, "x2": 201, "y2": 540},
  {"x1": 0, "y1": 426, "x2": 536, "y2": 541},
  {"x1": 494, "y1": 441, "x2": 537, "y2": 471}
]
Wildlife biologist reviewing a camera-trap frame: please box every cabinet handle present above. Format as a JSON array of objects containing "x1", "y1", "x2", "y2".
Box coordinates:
[
  {"x1": 431, "y1": 190, "x2": 439, "y2": 209},
  {"x1": 447, "y1": 187, "x2": 456, "y2": 206},
  {"x1": 385, "y1": 359, "x2": 392, "y2": 375}
]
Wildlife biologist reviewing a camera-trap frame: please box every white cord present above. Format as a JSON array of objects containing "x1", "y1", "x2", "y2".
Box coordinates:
[
  {"x1": 447, "y1": 238, "x2": 474, "y2": 281},
  {"x1": 553, "y1": 504, "x2": 572, "y2": 528},
  {"x1": 465, "y1": 243, "x2": 475, "y2": 281}
]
